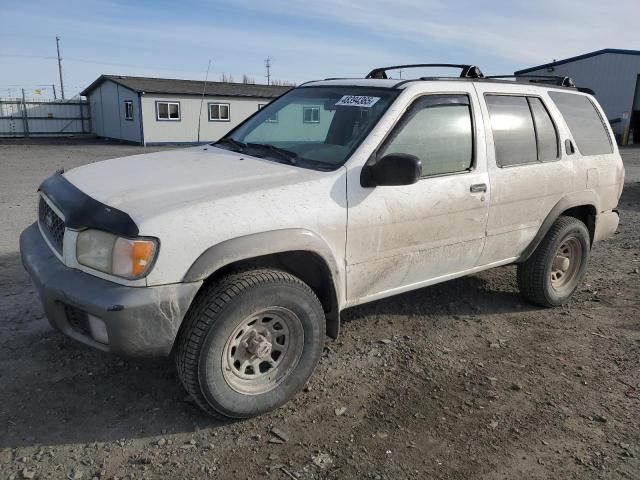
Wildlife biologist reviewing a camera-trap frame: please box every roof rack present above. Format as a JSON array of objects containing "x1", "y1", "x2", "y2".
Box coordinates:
[
  {"x1": 486, "y1": 75, "x2": 576, "y2": 88},
  {"x1": 366, "y1": 64, "x2": 484, "y2": 80}
]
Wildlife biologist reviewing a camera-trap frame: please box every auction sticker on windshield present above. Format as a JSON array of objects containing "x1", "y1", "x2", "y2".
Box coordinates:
[{"x1": 335, "y1": 95, "x2": 380, "y2": 107}]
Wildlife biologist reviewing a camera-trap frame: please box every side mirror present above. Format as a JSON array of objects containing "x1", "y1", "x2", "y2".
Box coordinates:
[{"x1": 361, "y1": 153, "x2": 422, "y2": 187}]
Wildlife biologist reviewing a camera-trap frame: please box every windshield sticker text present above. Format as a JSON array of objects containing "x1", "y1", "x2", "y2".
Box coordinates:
[{"x1": 335, "y1": 95, "x2": 380, "y2": 108}]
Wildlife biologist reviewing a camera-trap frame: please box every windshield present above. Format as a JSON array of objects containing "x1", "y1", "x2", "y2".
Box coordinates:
[{"x1": 214, "y1": 86, "x2": 398, "y2": 170}]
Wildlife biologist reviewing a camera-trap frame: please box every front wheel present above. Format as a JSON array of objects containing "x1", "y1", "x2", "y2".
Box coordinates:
[
  {"x1": 175, "y1": 269, "x2": 325, "y2": 418},
  {"x1": 517, "y1": 216, "x2": 591, "y2": 307}
]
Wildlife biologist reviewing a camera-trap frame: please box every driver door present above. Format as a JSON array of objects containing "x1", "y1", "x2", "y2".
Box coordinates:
[{"x1": 345, "y1": 88, "x2": 490, "y2": 305}]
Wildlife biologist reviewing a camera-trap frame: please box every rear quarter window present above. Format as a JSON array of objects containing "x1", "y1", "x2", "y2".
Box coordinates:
[{"x1": 548, "y1": 91, "x2": 613, "y2": 156}]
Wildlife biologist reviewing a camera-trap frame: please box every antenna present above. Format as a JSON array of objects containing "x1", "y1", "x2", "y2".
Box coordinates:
[
  {"x1": 265, "y1": 57, "x2": 272, "y2": 85},
  {"x1": 197, "y1": 59, "x2": 212, "y2": 143},
  {"x1": 56, "y1": 36, "x2": 65, "y2": 99}
]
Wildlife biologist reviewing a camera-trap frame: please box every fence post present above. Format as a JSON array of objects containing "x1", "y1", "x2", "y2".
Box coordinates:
[
  {"x1": 21, "y1": 88, "x2": 30, "y2": 137},
  {"x1": 87, "y1": 101, "x2": 92, "y2": 135}
]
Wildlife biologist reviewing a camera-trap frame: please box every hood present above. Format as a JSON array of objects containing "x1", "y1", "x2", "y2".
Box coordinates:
[{"x1": 63, "y1": 146, "x2": 325, "y2": 220}]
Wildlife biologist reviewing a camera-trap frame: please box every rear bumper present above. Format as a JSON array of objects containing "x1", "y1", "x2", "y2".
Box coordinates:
[
  {"x1": 594, "y1": 209, "x2": 620, "y2": 242},
  {"x1": 20, "y1": 223, "x2": 202, "y2": 356}
]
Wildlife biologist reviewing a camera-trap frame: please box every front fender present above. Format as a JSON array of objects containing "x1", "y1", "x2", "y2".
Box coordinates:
[
  {"x1": 183, "y1": 228, "x2": 341, "y2": 284},
  {"x1": 182, "y1": 228, "x2": 344, "y2": 338}
]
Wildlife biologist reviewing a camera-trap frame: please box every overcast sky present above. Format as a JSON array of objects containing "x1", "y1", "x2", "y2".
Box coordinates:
[{"x1": 1, "y1": 0, "x2": 638, "y2": 98}]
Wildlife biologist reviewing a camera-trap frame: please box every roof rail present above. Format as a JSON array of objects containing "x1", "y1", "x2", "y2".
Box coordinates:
[
  {"x1": 366, "y1": 64, "x2": 484, "y2": 80},
  {"x1": 487, "y1": 75, "x2": 576, "y2": 88}
]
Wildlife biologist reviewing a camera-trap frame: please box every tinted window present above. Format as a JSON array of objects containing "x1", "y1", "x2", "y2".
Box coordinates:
[
  {"x1": 528, "y1": 97, "x2": 558, "y2": 161},
  {"x1": 380, "y1": 95, "x2": 473, "y2": 177},
  {"x1": 548, "y1": 92, "x2": 612, "y2": 156},
  {"x1": 486, "y1": 95, "x2": 537, "y2": 166},
  {"x1": 226, "y1": 87, "x2": 398, "y2": 169}
]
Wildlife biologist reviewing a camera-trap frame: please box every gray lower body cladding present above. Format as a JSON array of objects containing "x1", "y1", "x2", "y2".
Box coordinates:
[{"x1": 19, "y1": 223, "x2": 201, "y2": 356}]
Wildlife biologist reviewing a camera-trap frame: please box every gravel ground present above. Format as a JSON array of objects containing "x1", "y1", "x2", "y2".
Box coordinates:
[{"x1": 0, "y1": 139, "x2": 639, "y2": 480}]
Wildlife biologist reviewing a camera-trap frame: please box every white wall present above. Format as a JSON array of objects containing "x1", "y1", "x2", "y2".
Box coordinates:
[
  {"x1": 245, "y1": 102, "x2": 333, "y2": 143},
  {"x1": 87, "y1": 80, "x2": 142, "y2": 143},
  {"x1": 140, "y1": 94, "x2": 271, "y2": 144}
]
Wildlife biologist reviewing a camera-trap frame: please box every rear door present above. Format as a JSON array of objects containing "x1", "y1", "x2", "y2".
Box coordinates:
[
  {"x1": 473, "y1": 83, "x2": 575, "y2": 265},
  {"x1": 345, "y1": 84, "x2": 490, "y2": 305}
]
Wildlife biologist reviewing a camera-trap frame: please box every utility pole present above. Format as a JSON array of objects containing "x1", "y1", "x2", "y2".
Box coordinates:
[
  {"x1": 398, "y1": 69, "x2": 404, "y2": 79},
  {"x1": 56, "y1": 36, "x2": 65, "y2": 99},
  {"x1": 265, "y1": 57, "x2": 272, "y2": 85},
  {"x1": 52, "y1": 84, "x2": 57, "y2": 100}
]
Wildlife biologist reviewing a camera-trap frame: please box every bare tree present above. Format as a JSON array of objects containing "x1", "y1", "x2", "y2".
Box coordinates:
[
  {"x1": 219, "y1": 73, "x2": 235, "y2": 83},
  {"x1": 242, "y1": 74, "x2": 256, "y2": 84},
  {"x1": 270, "y1": 79, "x2": 296, "y2": 87}
]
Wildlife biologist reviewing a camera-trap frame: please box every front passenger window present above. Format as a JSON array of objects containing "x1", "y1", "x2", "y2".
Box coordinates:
[{"x1": 379, "y1": 95, "x2": 473, "y2": 177}]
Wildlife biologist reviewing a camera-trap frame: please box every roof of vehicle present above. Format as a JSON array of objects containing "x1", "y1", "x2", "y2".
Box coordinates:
[
  {"x1": 302, "y1": 77, "x2": 584, "y2": 93},
  {"x1": 301, "y1": 64, "x2": 586, "y2": 93},
  {"x1": 81, "y1": 75, "x2": 292, "y2": 98}
]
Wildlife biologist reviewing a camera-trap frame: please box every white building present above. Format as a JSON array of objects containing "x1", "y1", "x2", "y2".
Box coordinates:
[
  {"x1": 81, "y1": 75, "x2": 291, "y2": 145},
  {"x1": 515, "y1": 49, "x2": 640, "y2": 145}
]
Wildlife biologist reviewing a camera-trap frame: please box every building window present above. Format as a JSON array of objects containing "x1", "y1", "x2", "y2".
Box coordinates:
[
  {"x1": 156, "y1": 101, "x2": 180, "y2": 121},
  {"x1": 209, "y1": 103, "x2": 230, "y2": 121},
  {"x1": 124, "y1": 100, "x2": 134, "y2": 120},
  {"x1": 259, "y1": 103, "x2": 278, "y2": 123},
  {"x1": 303, "y1": 106, "x2": 320, "y2": 123}
]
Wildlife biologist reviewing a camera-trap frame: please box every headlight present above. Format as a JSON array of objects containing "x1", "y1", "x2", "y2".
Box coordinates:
[{"x1": 76, "y1": 229, "x2": 158, "y2": 279}]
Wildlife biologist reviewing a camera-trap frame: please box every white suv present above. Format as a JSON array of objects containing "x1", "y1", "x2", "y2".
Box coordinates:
[{"x1": 20, "y1": 64, "x2": 624, "y2": 418}]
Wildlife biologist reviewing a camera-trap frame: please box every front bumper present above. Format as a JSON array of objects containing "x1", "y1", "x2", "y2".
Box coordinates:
[{"x1": 20, "y1": 223, "x2": 202, "y2": 356}]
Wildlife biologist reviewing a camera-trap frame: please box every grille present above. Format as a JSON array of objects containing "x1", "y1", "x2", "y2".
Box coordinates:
[
  {"x1": 64, "y1": 304, "x2": 91, "y2": 336},
  {"x1": 38, "y1": 196, "x2": 65, "y2": 254}
]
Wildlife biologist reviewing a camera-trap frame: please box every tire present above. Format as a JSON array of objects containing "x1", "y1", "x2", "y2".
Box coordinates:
[
  {"x1": 175, "y1": 269, "x2": 325, "y2": 419},
  {"x1": 517, "y1": 216, "x2": 591, "y2": 307}
]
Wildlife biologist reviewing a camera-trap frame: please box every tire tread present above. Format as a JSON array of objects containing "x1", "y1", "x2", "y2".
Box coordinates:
[
  {"x1": 174, "y1": 269, "x2": 322, "y2": 419},
  {"x1": 517, "y1": 216, "x2": 589, "y2": 307}
]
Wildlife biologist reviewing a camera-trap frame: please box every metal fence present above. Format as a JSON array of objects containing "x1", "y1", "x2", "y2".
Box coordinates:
[{"x1": 0, "y1": 97, "x2": 91, "y2": 137}]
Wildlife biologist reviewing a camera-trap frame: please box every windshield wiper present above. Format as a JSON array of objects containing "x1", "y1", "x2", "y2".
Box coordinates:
[
  {"x1": 214, "y1": 137, "x2": 247, "y2": 152},
  {"x1": 247, "y1": 143, "x2": 299, "y2": 165}
]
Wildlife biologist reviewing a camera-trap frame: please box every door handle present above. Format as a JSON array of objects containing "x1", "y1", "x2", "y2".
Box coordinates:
[{"x1": 470, "y1": 183, "x2": 487, "y2": 193}]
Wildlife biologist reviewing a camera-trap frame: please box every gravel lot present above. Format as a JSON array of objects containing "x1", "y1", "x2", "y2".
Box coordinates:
[{"x1": 0, "y1": 138, "x2": 639, "y2": 480}]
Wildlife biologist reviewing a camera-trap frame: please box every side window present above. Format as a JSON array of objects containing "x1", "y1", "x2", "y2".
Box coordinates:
[
  {"x1": 303, "y1": 106, "x2": 320, "y2": 123},
  {"x1": 156, "y1": 101, "x2": 180, "y2": 121},
  {"x1": 124, "y1": 100, "x2": 133, "y2": 120},
  {"x1": 548, "y1": 91, "x2": 613, "y2": 156},
  {"x1": 486, "y1": 95, "x2": 537, "y2": 166},
  {"x1": 209, "y1": 103, "x2": 230, "y2": 121},
  {"x1": 379, "y1": 95, "x2": 473, "y2": 177},
  {"x1": 528, "y1": 97, "x2": 559, "y2": 161},
  {"x1": 258, "y1": 103, "x2": 278, "y2": 123}
]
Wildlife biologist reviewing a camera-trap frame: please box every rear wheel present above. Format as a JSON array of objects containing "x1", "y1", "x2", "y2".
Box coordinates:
[
  {"x1": 517, "y1": 216, "x2": 590, "y2": 307},
  {"x1": 175, "y1": 269, "x2": 325, "y2": 418}
]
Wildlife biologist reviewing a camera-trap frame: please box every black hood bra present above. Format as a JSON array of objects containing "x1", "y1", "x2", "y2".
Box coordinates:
[{"x1": 38, "y1": 173, "x2": 139, "y2": 237}]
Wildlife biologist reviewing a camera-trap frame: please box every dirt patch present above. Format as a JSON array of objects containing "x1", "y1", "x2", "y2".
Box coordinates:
[{"x1": 0, "y1": 140, "x2": 638, "y2": 479}]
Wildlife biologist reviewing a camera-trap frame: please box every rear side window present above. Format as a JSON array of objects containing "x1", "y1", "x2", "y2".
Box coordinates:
[
  {"x1": 528, "y1": 97, "x2": 559, "y2": 161},
  {"x1": 485, "y1": 95, "x2": 537, "y2": 166},
  {"x1": 548, "y1": 92, "x2": 612, "y2": 156},
  {"x1": 380, "y1": 94, "x2": 473, "y2": 177}
]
